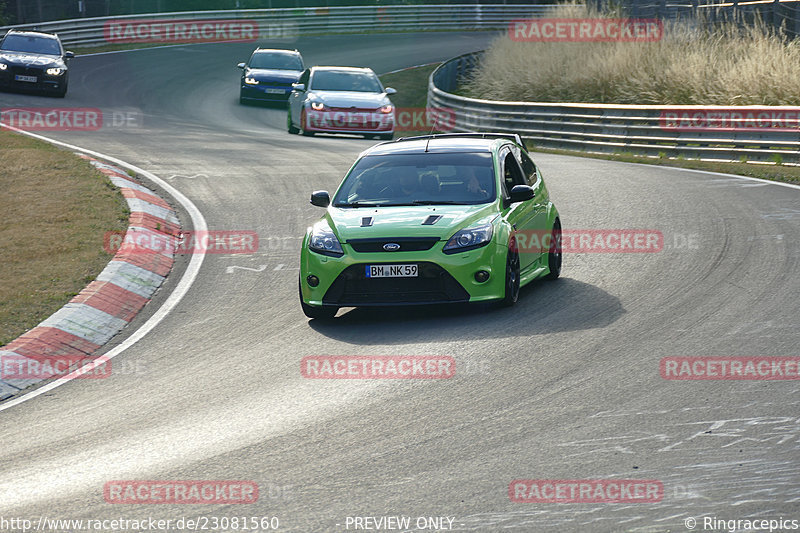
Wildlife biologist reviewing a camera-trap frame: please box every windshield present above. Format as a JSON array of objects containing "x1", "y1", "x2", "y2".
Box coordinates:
[
  {"x1": 0, "y1": 34, "x2": 61, "y2": 55},
  {"x1": 333, "y1": 152, "x2": 496, "y2": 207},
  {"x1": 310, "y1": 70, "x2": 383, "y2": 92},
  {"x1": 248, "y1": 53, "x2": 302, "y2": 70}
]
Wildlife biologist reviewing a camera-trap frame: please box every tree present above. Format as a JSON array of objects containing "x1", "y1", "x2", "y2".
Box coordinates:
[{"x1": 0, "y1": 0, "x2": 11, "y2": 25}]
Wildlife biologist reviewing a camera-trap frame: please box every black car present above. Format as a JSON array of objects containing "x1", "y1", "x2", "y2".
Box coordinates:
[
  {"x1": 0, "y1": 30, "x2": 73, "y2": 98},
  {"x1": 237, "y1": 48, "x2": 303, "y2": 105}
]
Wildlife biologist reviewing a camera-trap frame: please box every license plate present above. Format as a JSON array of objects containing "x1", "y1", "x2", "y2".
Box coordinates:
[
  {"x1": 265, "y1": 88, "x2": 285, "y2": 94},
  {"x1": 365, "y1": 264, "x2": 418, "y2": 278},
  {"x1": 15, "y1": 75, "x2": 37, "y2": 83}
]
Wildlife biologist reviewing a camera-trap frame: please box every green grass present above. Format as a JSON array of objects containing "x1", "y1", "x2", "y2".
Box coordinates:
[
  {"x1": 0, "y1": 129, "x2": 129, "y2": 346},
  {"x1": 530, "y1": 147, "x2": 800, "y2": 186}
]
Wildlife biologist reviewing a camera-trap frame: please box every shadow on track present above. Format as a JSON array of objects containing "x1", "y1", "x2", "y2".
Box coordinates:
[{"x1": 307, "y1": 277, "x2": 624, "y2": 344}]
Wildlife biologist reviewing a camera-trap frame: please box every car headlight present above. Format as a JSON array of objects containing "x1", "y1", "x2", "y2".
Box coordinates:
[
  {"x1": 310, "y1": 101, "x2": 326, "y2": 111},
  {"x1": 46, "y1": 67, "x2": 65, "y2": 76},
  {"x1": 443, "y1": 224, "x2": 494, "y2": 254},
  {"x1": 0, "y1": 63, "x2": 7, "y2": 70},
  {"x1": 379, "y1": 104, "x2": 393, "y2": 114},
  {"x1": 309, "y1": 222, "x2": 344, "y2": 257},
  {"x1": 244, "y1": 77, "x2": 258, "y2": 85}
]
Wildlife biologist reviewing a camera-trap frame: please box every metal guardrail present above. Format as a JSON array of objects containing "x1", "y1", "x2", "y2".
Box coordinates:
[
  {"x1": 428, "y1": 52, "x2": 800, "y2": 165},
  {"x1": 0, "y1": 4, "x2": 556, "y2": 47}
]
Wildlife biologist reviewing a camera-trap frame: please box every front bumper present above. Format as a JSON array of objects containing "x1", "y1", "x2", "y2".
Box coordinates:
[
  {"x1": 302, "y1": 108, "x2": 394, "y2": 134},
  {"x1": 0, "y1": 67, "x2": 66, "y2": 93},
  {"x1": 240, "y1": 84, "x2": 293, "y2": 101},
  {"x1": 300, "y1": 239, "x2": 508, "y2": 307}
]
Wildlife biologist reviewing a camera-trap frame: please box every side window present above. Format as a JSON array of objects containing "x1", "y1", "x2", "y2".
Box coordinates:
[
  {"x1": 519, "y1": 151, "x2": 538, "y2": 186},
  {"x1": 502, "y1": 152, "x2": 525, "y2": 194}
]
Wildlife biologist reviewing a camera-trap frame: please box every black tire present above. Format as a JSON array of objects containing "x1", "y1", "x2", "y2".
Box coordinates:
[
  {"x1": 501, "y1": 243, "x2": 521, "y2": 307},
  {"x1": 287, "y1": 110, "x2": 299, "y2": 134},
  {"x1": 544, "y1": 219, "x2": 562, "y2": 280},
  {"x1": 239, "y1": 95, "x2": 246, "y2": 105},
  {"x1": 377, "y1": 133, "x2": 393, "y2": 140},
  {"x1": 56, "y1": 85, "x2": 67, "y2": 98},
  {"x1": 299, "y1": 279, "x2": 336, "y2": 319}
]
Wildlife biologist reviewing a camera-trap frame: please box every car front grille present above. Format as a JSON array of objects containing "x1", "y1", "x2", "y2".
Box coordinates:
[
  {"x1": 1, "y1": 65, "x2": 48, "y2": 89},
  {"x1": 328, "y1": 106, "x2": 379, "y2": 113},
  {"x1": 9, "y1": 65, "x2": 43, "y2": 76},
  {"x1": 322, "y1": 262, "x2": 470, "y2": 306},
  {"x1": 347, "y1": 237, "x2": 440, "y2": 253}
]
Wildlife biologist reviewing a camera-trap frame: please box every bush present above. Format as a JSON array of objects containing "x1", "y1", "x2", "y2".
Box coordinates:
[{"x1": 464, "y1": 2, "x2": 800, "y2": 105}]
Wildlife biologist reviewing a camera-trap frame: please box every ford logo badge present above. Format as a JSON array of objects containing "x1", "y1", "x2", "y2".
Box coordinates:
[{"x1": 383, "y1": 243, "x2": 401, "y2": 251}]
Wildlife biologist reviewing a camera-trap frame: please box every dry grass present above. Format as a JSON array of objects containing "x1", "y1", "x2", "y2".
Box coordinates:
[
  {"x1": 0, "y1": 129, "x2": 128, "y2": 345},
  {"x1": 465, "y1": 2, "x2": 800, "y2": 105}
]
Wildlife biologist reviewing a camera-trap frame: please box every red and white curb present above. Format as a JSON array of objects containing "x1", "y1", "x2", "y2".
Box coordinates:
[{"x1": 0, "y1": 156, "x2": 180, "y2": 399}]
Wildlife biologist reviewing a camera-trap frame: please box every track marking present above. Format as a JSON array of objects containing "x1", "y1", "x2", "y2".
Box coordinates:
[
  {"x1": 0, "y1": 124, "x2": 207, "y2": 412},
  {"x1": 225, "y1": 264, "x2": 268, "y2": 274},
  {"x1": 165, "y1": 173, "x2": 208, "y2": 180}
]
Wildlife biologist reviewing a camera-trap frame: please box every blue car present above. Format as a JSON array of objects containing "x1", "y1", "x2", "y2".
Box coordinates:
[{"x1": 237, "y1": 48, "x2": 303, "y2": 105}]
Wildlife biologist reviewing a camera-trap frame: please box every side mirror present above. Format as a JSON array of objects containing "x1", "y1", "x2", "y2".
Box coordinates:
[
  {"x1": 237, "y1": 62, "x2": 245, "y2": 69},
  {"x1": 64, "y1": 51, "x2": 74, "y2": 59},
  {"x1": 509, "y1": 184, "x2": 535, "y2": 203},
  {"x1": 292, "y1": 83, "x2": 305, "y2": 92},
  {"x1": 385, "y1": 87, "x2": 397, "y2": 95},
  {"x1": 310, "y1": 190, "x2": 330, "y2": 208}
]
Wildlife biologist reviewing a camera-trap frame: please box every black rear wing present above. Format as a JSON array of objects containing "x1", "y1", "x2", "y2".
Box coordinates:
[{"x1": 395, "y1": 132, "x2": 525, "y2": 147}]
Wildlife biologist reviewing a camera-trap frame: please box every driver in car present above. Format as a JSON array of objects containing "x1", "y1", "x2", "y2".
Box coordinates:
[
  {"x1": 464, "y1": 167, "x2": 491, "y2": 199},
  {"x1": 392, "y1": 168, "x2": 420, "y2": 201}
]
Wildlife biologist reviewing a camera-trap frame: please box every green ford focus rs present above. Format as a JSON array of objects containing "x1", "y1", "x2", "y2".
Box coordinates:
[{"x1": 299, "y1": 133, "x2": 562, "y2": 319}]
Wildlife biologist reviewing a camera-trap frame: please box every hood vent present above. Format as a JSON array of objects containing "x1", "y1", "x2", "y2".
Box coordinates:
[
  {"x1": 421, "y1": 215, "x2": 442, "y2": 226},
  {"x1": 361, "y1": 217, "x2": 374, "y2": 227}
]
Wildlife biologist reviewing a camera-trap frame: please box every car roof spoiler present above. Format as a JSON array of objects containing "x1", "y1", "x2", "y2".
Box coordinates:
[{"x1": 395, "y1": 132, "x2": 525, "y2": 147}]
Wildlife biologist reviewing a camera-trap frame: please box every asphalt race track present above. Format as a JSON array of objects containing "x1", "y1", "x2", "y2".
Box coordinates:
[{"x1": 1, "y1": 32, "x2": 799, "y2": 532}]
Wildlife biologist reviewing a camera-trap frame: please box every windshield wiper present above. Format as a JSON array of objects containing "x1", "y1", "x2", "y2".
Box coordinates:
[
  {"x1": 334, "y1": 201, "x2": 382, "y2": 208},
  {"x1": 411, "y1": 200, "x2": 469, "y2": 205}
]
